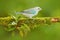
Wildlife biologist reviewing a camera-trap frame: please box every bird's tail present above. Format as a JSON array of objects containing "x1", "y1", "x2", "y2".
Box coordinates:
[
  {"x1": 14, "y1": 11, "x2": 22, "y2": 14},
  {"x1": 13, "y1": 11, "x2": 22, "y2": 19}
]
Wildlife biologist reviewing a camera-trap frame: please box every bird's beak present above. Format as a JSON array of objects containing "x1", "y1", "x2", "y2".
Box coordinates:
[{"x1": 40, "y1": 8, "x2": 42, "y2": 11}]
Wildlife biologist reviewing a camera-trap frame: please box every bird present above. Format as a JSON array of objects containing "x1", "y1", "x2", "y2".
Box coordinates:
[{"x1": 15, "y1": 7, "x2": 42, "y2": 18}]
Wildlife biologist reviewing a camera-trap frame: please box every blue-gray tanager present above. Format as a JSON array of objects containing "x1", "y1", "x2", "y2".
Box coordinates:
[{"x1": 16, "y1": 7, "x2": 42, "y2": 18}]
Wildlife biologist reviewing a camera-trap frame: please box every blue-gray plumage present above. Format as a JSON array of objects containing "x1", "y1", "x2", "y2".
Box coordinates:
[
  {"x1": 16, "y1": 7, "x2": 42, "y2": 18},
  {"x1": 20, "y1": 9, "x2": 36, "y2": 14}
]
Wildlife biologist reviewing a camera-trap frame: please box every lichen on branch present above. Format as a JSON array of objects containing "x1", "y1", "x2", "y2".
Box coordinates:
[{"x1": 0, "y1": 16, "x2": 60, "y2": 37}]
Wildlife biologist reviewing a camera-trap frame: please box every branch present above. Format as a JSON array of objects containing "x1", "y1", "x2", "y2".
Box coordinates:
[{"x1": 0, "y1": 16, "x2": 60, "y2": 37}]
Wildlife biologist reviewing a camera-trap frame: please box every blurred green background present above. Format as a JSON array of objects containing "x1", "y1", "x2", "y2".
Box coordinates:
[{"x1": 0, "y1": 0, "x2": 60, "y2": 40}]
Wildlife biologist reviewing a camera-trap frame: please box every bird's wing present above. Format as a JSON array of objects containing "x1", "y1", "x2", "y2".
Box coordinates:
[{"x1": 20, "y1": 8, "x2": 36, "y2": 14}]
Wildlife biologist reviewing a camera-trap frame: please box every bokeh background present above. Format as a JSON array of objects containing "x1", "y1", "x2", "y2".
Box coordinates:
[{"x1": 0, "y1": 0, "x2": 60, "y2": 40}]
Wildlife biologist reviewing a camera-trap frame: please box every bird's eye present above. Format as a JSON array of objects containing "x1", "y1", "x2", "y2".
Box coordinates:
[{"x1": 37, "y1": 8, "x2": 40, "y2": 10}]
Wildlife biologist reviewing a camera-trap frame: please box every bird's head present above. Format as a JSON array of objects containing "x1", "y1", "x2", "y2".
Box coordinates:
[{"x1": 34, "y1": 7, "x2": 42, "y2": 11}]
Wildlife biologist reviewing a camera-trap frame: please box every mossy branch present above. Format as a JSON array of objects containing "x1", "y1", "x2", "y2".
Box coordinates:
[{"x1": 0, "y1": 16, "x2": 60, "y2": 37}]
